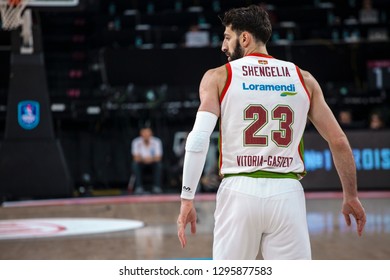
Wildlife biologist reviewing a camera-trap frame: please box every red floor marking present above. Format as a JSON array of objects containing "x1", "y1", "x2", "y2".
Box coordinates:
[
  {"x1": 2, "y1": 191, "x2": 389, "y2": 208},
  {"x1": 0, "y1": 218, "x2": 144, "y2": 240}
]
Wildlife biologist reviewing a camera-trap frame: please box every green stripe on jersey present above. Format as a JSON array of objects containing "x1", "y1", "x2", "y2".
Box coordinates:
[{"x1": 224, "y1": 170, "x2": 300, "y2": 179}]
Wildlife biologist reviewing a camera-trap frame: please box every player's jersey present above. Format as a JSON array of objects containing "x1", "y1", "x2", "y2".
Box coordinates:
[{"x1": 219, "y1": 53, "x2": 310, "y2": 178}]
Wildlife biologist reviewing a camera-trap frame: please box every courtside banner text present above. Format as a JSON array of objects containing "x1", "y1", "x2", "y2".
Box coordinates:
[{"x1": 303, "y1": 130, "x2": 390, "y2": 190}]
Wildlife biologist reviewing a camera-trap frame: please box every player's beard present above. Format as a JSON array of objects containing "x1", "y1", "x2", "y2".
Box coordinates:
[{"x1": 229, "y1": 39, "x2": 244, "y2": 61}]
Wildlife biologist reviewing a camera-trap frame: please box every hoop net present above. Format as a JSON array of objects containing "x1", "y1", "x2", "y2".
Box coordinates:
[{"x1": 0, "y1": 0, "x2": 29, "y2": 30}]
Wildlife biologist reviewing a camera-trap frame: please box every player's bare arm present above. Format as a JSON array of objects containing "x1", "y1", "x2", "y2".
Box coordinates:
[
  {"x1": 197, "y1": 65, "x2": 227, "y2": 116},
  {"x1": 177, "y1": 66, "x2": 223, "y2": 248},
  {"x1": 303, "y1": 69, "x2": 366, "y2": 236}
]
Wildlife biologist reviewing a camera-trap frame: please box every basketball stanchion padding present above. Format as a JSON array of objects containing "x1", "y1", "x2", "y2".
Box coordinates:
[{"x1": 0, "y1": 0, "x2": 29, "y2": 30}]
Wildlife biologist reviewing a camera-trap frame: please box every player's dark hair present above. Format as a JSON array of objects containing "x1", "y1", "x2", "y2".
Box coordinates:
[{"x1": 221, "y1": 5, "x2": 272, "y2": 44}]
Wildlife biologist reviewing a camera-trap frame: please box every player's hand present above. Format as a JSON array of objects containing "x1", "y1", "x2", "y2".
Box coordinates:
[
  {"x1": 177, "y1": 199, "x2": 197, "y2": 248},
  {"x1": 342, "y1": 197, "x2": 366, "y2": 236}
]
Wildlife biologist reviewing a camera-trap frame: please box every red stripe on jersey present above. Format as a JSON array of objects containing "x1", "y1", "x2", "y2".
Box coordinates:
[
  {"x1": 219, "y1": 119, "x2": 223, "y2": 171},
  {"x1": 296, "y1": 65, "x2": 311, "y2": 102},
  {"x1": 246, "y1": 53, "x2": 274, "y2": 59},
  {"x1": 219, "y1": 63, "x2": 232, "y2": 170},
  {"x1": 220, "y1": 63, "x2": 232, "y2": 103}
]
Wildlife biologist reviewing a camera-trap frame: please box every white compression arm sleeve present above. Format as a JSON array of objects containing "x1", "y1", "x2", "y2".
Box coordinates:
[{"x1": 181, "y1": 111, "x2": 218, "y2": 200}]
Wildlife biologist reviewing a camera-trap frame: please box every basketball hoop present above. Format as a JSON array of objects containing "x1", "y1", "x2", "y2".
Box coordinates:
[{"x1": 0, "y1": 0, "x2": 29, "y2": 30}]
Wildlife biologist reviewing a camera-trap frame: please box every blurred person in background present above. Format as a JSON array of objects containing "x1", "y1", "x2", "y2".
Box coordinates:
[
  {"x1": 184, "y1": 24, "x2": 210, "y2": 48},
  {"x1": 131, "y1": 126, "x2": 163, "y2": 194},
  {"x1": 369, "y1": 111, "x2": 386, "y2": 130},
  {"x1": 337, "y1": 109, "x2": 363, "y2": 129},
  {"x1": 359, "y1": 0, "x2": 379, "y2": 24}
]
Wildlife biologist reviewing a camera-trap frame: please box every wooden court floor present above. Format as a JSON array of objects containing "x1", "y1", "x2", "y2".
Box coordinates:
[{"x1": 0, "y1": 191, "x2": 389, "y2": 260}]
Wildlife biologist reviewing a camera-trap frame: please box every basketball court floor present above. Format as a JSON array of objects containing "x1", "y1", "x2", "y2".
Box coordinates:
[{"x1": 0, "y1": 191, "x2": 389, "y2": 260}]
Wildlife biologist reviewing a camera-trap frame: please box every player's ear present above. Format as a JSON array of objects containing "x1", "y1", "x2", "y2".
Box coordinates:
[{"x1": 240, "y1": 31, "x2": 251, "y2": 47}]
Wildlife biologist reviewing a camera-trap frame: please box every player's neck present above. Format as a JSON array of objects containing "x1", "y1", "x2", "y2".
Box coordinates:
[{"x1": 245, "y1": 44, "x2": 268, "y2": 57}]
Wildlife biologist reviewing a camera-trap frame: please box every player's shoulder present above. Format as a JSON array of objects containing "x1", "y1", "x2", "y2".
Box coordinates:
[
  {"x1": 202, "y1": 65, "x2": 227, "y2": 83},
  {"x1": 296, "y1": 67, "x2": 311, "y2": 79},
  {"x1": 294, "y1": 66, "x2": 316, "y2": 85},
  {"x1": 206, "y1": 64, "x2": 227, "y2": 76}
]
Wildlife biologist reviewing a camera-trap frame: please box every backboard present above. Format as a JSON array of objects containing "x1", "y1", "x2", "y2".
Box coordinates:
[
  {"x1": 28, "y1": 0, "x2": 79, "y2": 7},
  {"x1": 0, "y1": 0, "x2": 80, "y2": 31}
]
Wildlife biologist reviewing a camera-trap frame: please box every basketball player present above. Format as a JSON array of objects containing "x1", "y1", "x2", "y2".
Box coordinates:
[{"x1": 177, "y1": 5, "x2": 366, "y2": 259}]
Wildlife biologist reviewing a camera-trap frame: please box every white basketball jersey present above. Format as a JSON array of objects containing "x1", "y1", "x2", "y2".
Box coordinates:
[{"x1": 219, "y1": 53, "x2": 310, "y2": 178}]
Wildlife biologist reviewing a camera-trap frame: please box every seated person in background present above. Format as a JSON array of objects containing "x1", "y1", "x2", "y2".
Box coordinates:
[
  {"x1": 170, "y1": 131, "x2": 188, "y2": 188},
  {"x1": 359, "y1": 0, "x2": 379, "y2": 24},
  {"x1": 338, "y1": 110, "x2": 353, "y2": 128},
  {"x1": 131, "y1": 126, "x2": 163, "y2": 194},
  {"x1": 200, "y1": 132, "x2": 221, "y2": 193},
  {"x1": 171, "y1": 131, "x2": 220, "y2": 194},
  {"x1": 369, "y1": 111, "x2": 386, "y2": 130},
  {"x1": 337, "y1": 109, "x2": 362, "y2": 129},
  {"x1": 184, "y1": 24, "x2": 210, "y2": 48}
]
